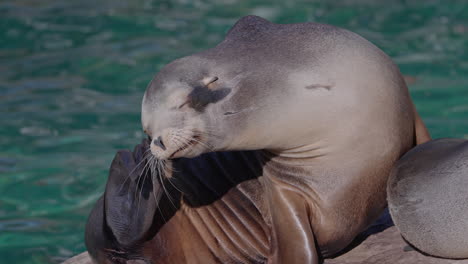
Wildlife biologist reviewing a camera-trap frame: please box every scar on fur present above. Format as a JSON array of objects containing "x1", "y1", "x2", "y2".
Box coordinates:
[
  {"x1": 224, "y1": 105, "x2": 260, "y2": 116},
  {"x1": 305, "y1": 84, "x2": 333, "y2": 90},
  {"x1": 224, "y1": 110, "x2": 240, "y2": 115}
]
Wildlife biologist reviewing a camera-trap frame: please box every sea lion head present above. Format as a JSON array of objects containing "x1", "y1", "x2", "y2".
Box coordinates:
[
  {"x1": 142, "y1": 16, "x2": 322, "y2": 160},
  {"x1": 141, "y1": 56, "x2": 234, "y2": 160},
  {"x1": 141, "y1": 55, "x2": 291, "y2": 160}
]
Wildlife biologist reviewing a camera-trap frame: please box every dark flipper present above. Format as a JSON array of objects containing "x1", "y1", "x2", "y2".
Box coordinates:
[{"x1": 103, "y1": 141, "x2": 159, "y2": 247}]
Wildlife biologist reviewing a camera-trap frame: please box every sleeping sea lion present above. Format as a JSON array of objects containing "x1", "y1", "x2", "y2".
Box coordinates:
[{"x1": 139, "y1": 15, "x2": 430, "y2": 263}]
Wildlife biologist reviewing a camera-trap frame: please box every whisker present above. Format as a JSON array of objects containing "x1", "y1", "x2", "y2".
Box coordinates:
[
  {"x1": 172, "y1": 136, "x2": 190, "y2": 151},
  {"x1": 167, "y1": 178, "x2": 184, "y2": 196},
  {"x1": 176, "y1": 133, "x2": 214, "y2": 151},
  {"x1": 170, "y1": 136, "x2": 194, "y2": 160},
  {"x1": 155, "y1": 159, "x2": 178, "y2": 211},
  {"x1": 134, "y1": 153, "x2": 153, "y2": 202},
  {"x1": 152, "y1": 159, "x2": 176, "y2": 208},
  {"x1": 159, "y1": 158, "x2": 171, "y2": 174},
  {"x1": 159, "y1": 159, "x2": 184, "y2": 195},
  {"x1": 149, "y1": 160, "x2": 168, "y2": 224},
  {"x1": 136, "y1": 156, "x2": 152, "y2": 217},
  {"x1": 174, "y1": 135, "x2": 197, "y2": 157},
  {"x1": 171, "y1": 137, "x2": 185, "y2": 154},
  {"x1": 117, "y1": 148, "x2": 152, "y2": 193}
]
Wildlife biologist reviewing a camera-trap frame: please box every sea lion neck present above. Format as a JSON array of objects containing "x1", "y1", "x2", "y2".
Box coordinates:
[
  {"x1": 262, "y1": 143, "x2": 328, "y2": 163},
  {"x1": 256, "y1": 146, "x2": 330, "y2": 187}
]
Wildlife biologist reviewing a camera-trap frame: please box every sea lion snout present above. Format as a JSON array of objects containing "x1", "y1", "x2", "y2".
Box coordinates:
[{"x1": 148, "y1": 127, "x2": 209, "y2": 160}]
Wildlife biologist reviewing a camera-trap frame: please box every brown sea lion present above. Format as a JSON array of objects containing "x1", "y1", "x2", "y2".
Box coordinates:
[
  {"x1": 85, "y1": 140, "x2": 271, "y2": 264},
  {"x1": 388, "y1": 138, "x2": 468, "y2": 259},
  {"x1": 139, "y1": 15, "x2": 430, "y2": 263}
]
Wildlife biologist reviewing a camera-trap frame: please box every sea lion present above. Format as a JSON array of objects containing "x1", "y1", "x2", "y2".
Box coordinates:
[
  {"x1": 140, "y1": 15, "x2": 430, "y2": 263},
  {"x1": 388, "y1": 138, "x2": 468, "y2": 259}
]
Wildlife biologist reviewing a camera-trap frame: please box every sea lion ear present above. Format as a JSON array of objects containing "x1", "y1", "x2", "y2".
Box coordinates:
[
  {"x1": 225, "y1": 15, "x2": 272, "y2": 41},
  {"x1": 104, "y1": 145, "x2": 157, "y2": 247}
]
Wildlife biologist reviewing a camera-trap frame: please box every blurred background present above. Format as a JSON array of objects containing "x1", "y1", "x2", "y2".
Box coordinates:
[{"x1": 0, "y1": 0, "x2": 467, "y2": 263}]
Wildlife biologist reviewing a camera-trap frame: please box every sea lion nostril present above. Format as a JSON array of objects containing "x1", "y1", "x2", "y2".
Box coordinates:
[{"x1": 153, "y1": 136, "x2": 166, "y2": 150}]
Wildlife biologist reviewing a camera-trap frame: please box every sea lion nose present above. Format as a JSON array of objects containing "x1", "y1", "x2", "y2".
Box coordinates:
[{"x1": 153, "y1": 136, "x2": 166, "y2": 150}]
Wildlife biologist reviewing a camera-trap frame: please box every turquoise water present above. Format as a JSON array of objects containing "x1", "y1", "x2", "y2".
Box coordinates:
[{"x1": 1, "y1": 0, "x2": 467, "y2": 263}]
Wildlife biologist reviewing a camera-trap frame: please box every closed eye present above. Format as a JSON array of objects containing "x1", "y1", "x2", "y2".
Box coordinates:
[{"x1": 207, "y1": 76, "x2": 218, "y2": 85}]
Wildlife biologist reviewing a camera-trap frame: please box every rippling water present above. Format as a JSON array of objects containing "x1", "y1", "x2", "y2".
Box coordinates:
[{"x1": 1, "y1": 0, "x2": 467, "y2": 263}]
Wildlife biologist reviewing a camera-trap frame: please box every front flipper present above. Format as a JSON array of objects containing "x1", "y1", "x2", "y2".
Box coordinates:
[
  {"x1": 266, "y1": 180, "x2": 319, "y2": 264},
  {"x1": 104, "y1": 142, "x2": 160, "y2": 247}
]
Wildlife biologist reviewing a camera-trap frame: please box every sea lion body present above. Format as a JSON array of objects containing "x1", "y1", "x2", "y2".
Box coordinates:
[
  {"x1": 87, "y1": 16, "x2": 431, "y2": 263},
  {"x1": 388, "y1": 138, "x2": 468, "y2": 259},
  {"x1": 140, "y1": 15, "x2": 430, "y2": 263}
]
